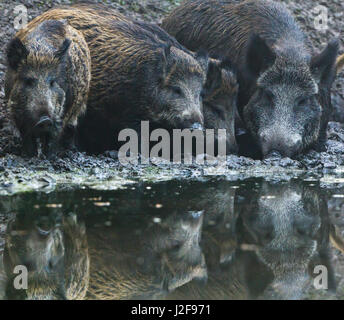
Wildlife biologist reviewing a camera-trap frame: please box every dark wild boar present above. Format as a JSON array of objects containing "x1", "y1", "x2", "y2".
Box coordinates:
[
  {"x1": 203, "y1": 58, "x2": 239, "y2": 154},
  {"x1": 162, "y1": 0, "x2": 340, "y2": 159},
  {"x1": 6, "y1": 20, "x2": 91, "y2": 157},
  {"x1": 235, "y1": 181, "x2": 339, "y2": 299}
]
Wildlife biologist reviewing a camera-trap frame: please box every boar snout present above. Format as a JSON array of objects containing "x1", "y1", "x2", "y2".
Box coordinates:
[
  {"x1": 33, "y1": 116, "x2": 53, "y2": 134},
  {"x1": 178, "y1": 111, "x2": 204, "y2": 131},
  {"x1": 260, "y1": 130, "x2": 302, "y2": 159},
  {"x1": 190, "y1": 122, "x2": 204, "y2": 131},
  {"x1": 177, "y1": 119, "x2": 204, "y2": 131},
  {"x1": 265, "y1": 150, "x2": 282, "y2": 160}
]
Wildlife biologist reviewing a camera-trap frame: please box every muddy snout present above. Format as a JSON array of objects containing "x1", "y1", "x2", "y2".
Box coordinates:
[
  {"x1": 175, "y1": 108, "x2": 204, "y2": 131},
  {"x1": 33, "y1": 116, "x2": 53, "y2": 134},
  {"x1": 189, "y1": 122, "x2": 204, "y2": 131},
  {"x1": 179, "y1": 118, "x2": 204, "y2": 132},
  {"x1": 260, "y1": 130, "x2": 302, "y2": 159}
]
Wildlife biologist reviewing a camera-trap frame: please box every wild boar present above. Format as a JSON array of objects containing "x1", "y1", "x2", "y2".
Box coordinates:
[
  {"x1": 162, "y1": 0, "x2": 339, "y2": 159},
  {"x1": 5, "y1": 20, "x2": 91, "y2": 157},
  {"x1": 87, "y1": 209, "x2": 206, "y2": 300},
  {"x1": 235, "y1": 181, "x2": 337, "y2": 299},
  {"x1": 203, "y1": 58, "x2": 239, "y2": 154}
]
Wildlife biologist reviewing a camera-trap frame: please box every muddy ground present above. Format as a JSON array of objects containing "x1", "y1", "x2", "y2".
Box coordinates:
[{"x1": 0, "y1": 0, "x2": 343, "y2": 193}]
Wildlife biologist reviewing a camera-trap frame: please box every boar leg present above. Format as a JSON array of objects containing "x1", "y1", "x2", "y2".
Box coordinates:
[
  {"x1": 22, "y1": 136, "x2": 38, "y2": 157},
  {"x1": 313, "y1": 122, "x2": 329, "y2": 153},
  {"x1": 60, "y1": 125, "x2": 77, "y2": 151},
  {"x1": 41, "y1": 125, "x2": 61, "y2": 158},
  {"x1": 41, "y1": 134, "x2": 54, "y2": 158}
]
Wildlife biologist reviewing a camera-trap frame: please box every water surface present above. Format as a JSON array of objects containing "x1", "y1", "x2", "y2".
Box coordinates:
[{"x1": 0, "y1": 178, "x2": 343, "y2": 300}]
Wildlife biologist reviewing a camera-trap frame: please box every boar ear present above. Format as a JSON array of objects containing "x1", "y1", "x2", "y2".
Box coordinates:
[
  {"x1": 162, "y1": 44, "x2": 171, "y2": 60},
  {"x1": 160, "y1": 43, "x2": 171, "y2": 64},
  {"x1": 203, "y1": 58, "x2": 237, "y2": 103},
  {"x1": 310, "y1": 39, "x2": 339, "y2": 85},
  {"x1": 245, "y1": 34, "x2": 276, "y2": 77},
  {"x1": 55, "y1": 39, "x2": 71, "y2": 61},
  {"x1": 336, "y1": 53, "x2": 344, "y2": 75},
  {"x1": 203, "y1": 59, "x2": 222, "y2": 99},
  {"x1": 7, "y1": 38, "x2": 29, "y2": 70},
  {"x1": 158, "y1": 44, "x2": 172, "y2": 81},
  {"x1": 195, "y1": 49, "x2": 209, "y2": 73}
]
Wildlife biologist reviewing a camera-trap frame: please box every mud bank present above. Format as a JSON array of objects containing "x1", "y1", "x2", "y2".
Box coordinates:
[
  {"x1": 0, "y1": 0, "x2": 343, "y2": 194},
  {"x1": 0, "y1": 0, "x2": 344, "y2": 195},
  {"x1": 2, "y1": 121, "x2": 344, "y2": 195}
]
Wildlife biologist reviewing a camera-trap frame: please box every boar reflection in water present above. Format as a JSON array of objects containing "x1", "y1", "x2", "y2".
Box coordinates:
[
  {"x1": 87, "y1": 210, "x2": 206, "y2": 300},
  {"x1": 2, "y1": 205, "x2": 206, "y2": 300},
  {"x1": 2, "y1": 180, "x2": 344, "y2": 300},
  {"x1": 3, "y1": 213, "x2": 89, "y2": 300},
  {"x1": 170, "y1": 181, "x2": 342, "y2": 300}
]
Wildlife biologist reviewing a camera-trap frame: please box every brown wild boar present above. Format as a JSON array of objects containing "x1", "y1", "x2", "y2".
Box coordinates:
[
  {"x1": 6, "y1": 20, "x2": 91, "y2": 157},
  {"x1": 17, "y1": 4, "x2": 213, "y2": 154},
  {"x1": 87, "y1": 210, "x2": 206, "y2": 300}
]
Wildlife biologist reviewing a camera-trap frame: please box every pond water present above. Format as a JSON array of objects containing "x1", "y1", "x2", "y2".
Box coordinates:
[{"x1": 0, "y1": 178, "x2": 343, "y2": 300}]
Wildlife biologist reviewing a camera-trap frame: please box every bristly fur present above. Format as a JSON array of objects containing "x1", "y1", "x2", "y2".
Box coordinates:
[
  {"x1": 6, "y1": 19, "x2": 91, "y2": 157},
  {"x1": 17, "y1": 4, "x2": 210, "y2": 154},
  {"x1": 203, "y1": 57, "x2": 239, "y2": 154},
  {"x1": 162, "y1": 0, "x2": 340, "y2": 158}
]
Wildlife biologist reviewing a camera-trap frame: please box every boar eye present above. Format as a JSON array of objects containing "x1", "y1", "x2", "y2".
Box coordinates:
[
  {"x1": 297, "y1": 96, "x2": 311, "y2": 107},
  {"x1": 200, "y1": 89, "x2": 206, "y2": 99},
  {"x1": 171, "y1": 86, "x2": 183, "y2": 96},
  {"x1": 262, "y1": 88, "x2": 274, "y2": 102},
  {"x1": 23, "y1": 77, "x2": 35, "y2": 87},
  {"x1": 50, "y1": 80, "x2": 56, "y2": 88}
]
